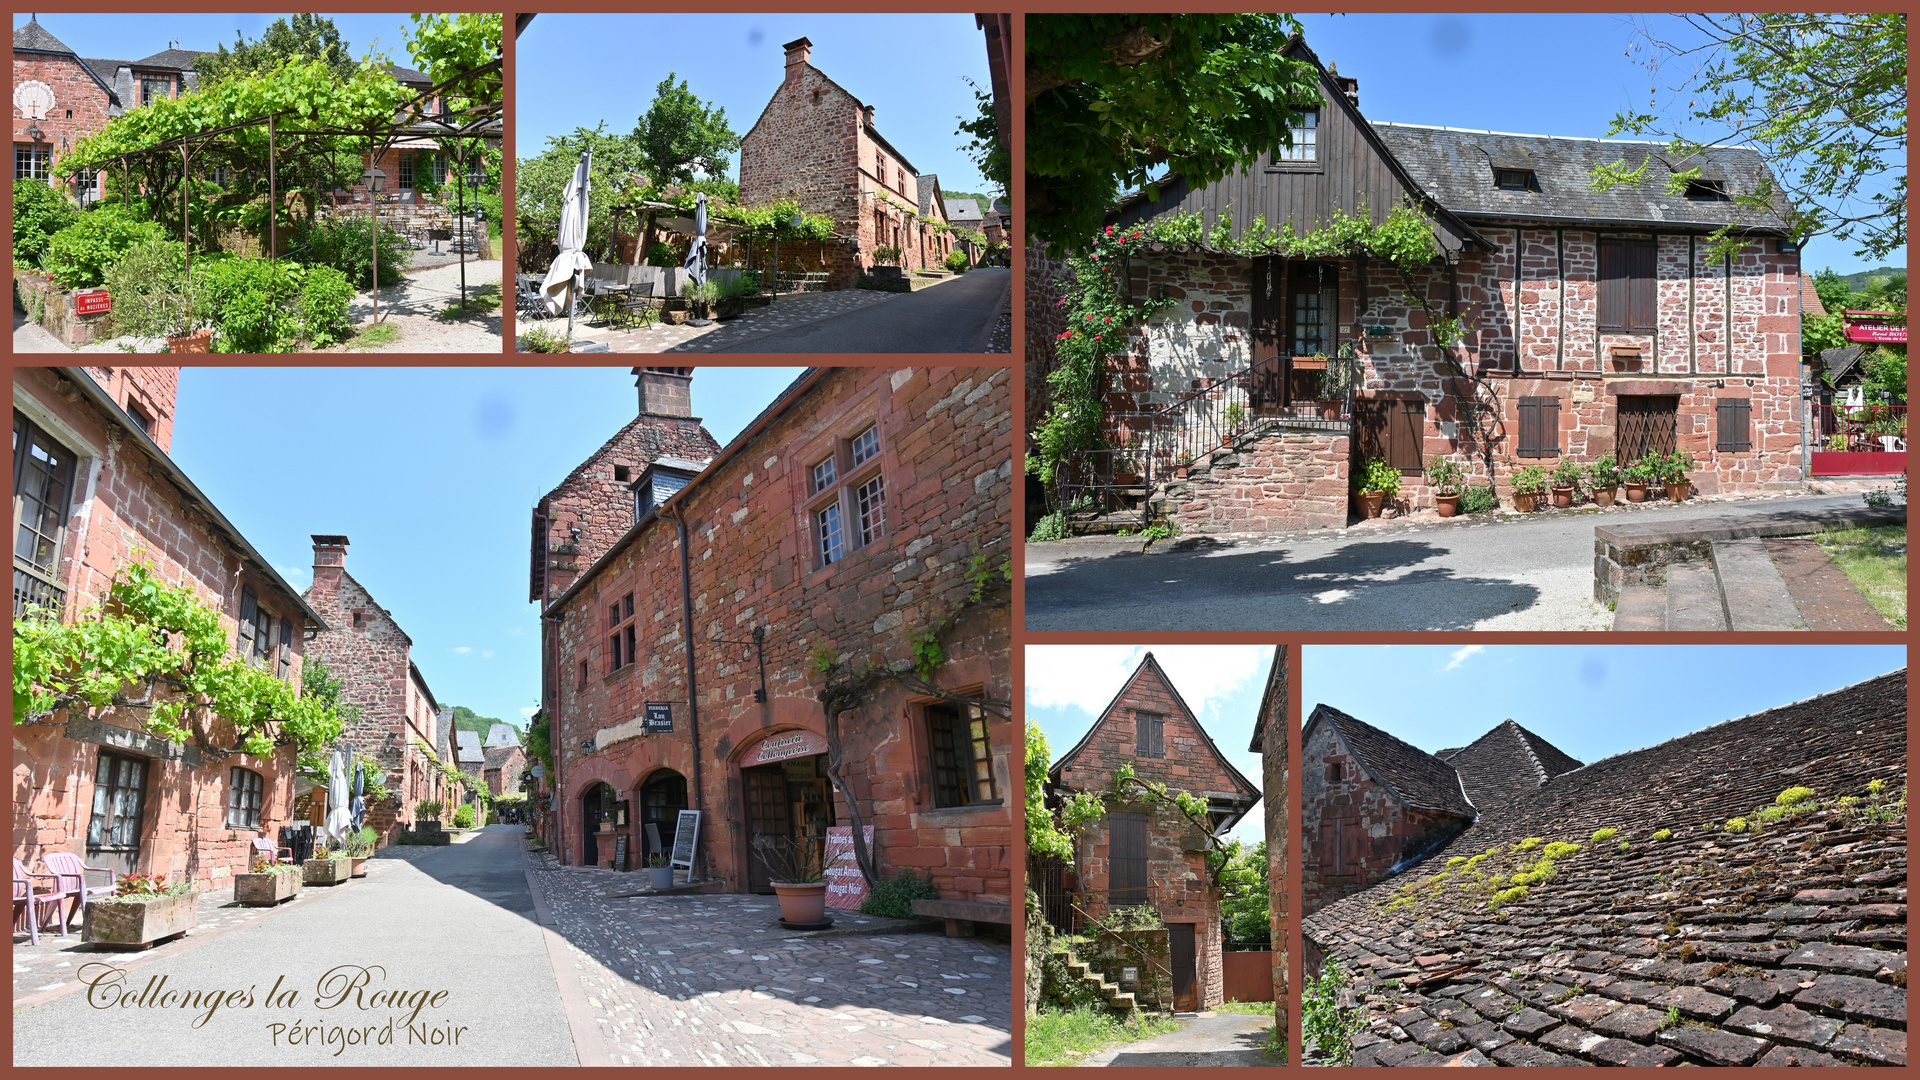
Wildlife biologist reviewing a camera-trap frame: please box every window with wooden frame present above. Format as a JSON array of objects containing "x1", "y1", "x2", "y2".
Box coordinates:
[
  {"x1": 1352, "y1": 397, "x2": 1426, "y2": 474},
  {"x1": 227, "y1": 766, "x2": 264, "y2": 828},
  {"x1": 1597, "y1": 238, "x2": 1657, "y2": 332},
  {"x1": 14, "y1": 411, "x2": 79, "y2": 618},
  {"x1": 1494, "y1": 168, "x2": 1534, "y2": 191},
  {"x1": 1516, "y1": 396, "x2": 1562, "y2": 458},
  {"x1": 926, "y1": 701, "x2": 997, "y2": 808},
  {"x1": 15, "y1": 145, "x2": 51, "y2": 180},
  {"x1": 1134, "y1": 711, "x2": 1166, "y2": 758},
  {"x1": 1271, "y1": 108, "x2": 1319, "y2": 164},
  {"x1": 804, "y1": 423, "x2": 886, "y2": 570},
  {"x1": 1716, "y1": 398, "x2": 1753, "y2": 452},
  {"x1": 237, "y1": 585, "x2": 272, "y2": 660},
  {"x1": 607, "y1": 592, "x2": 636, "y2": 674}
]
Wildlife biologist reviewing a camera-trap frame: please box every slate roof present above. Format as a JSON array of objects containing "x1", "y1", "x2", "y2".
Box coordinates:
[
  {"x1": 946, "y1": 199, "x2": 984, "y2": 226},
  {"x1": 1820, "y1": 344, "x2": 1870, "y2": 384},
  {"x1": 132, "y1": 48, "x2": 208, "y2": 70},
  {"x1": 482, "y1": 744, "x2": 522, "y2": 772},
  {"x1": 1373, "y1": 123, "x2": 1796, "y2": 234},
  {"x1": 455, "y1": 730, "x2": 484, "y2": 764},
  {"x1": 384, "y1": 61, "x2": 432, "y2": 86},
  {"x1": 1439, "y1": 720, "x2": 1582, "y2": 811},
  {"x1": 484, "y1": 723, "x2": 519, "y2": 748},
  {"x1": 15, "y1": 17, "x2": 75, "y2": 53},
  {"x1": 1308, "y1": 704, "x2": 1475, "y2": 819},
  {"x1": 917, "y1": 173, "x2": 940, "y2": 218},
  {"x1": 1305, "y1": 669, "x2": 1908, "y2": 1068}
]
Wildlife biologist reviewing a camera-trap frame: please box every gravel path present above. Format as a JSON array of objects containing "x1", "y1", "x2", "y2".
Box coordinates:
[{"x1": 331, "y1": 258, "x2": 502, "y2": 353}]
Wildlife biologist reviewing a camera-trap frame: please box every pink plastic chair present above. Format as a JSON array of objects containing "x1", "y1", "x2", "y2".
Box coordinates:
[
  {"x1": 250, "y1": 837, "x2": 294, "y2": 866},
  {"x1": 41, "y1": 851, "x2": 116, "y2": 925},
  {"x1": 13, "y1": 859, "x2": 65, "y2": 945}
]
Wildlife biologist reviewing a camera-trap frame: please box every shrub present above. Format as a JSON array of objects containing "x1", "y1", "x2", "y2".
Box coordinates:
[
  {"x1": 1589, "y1": 828, "x2": 1618, "y2": 843},
  {"x1": 519, "y1": 325, "x2": 571, "y2": 353},
  {"x1": 13, "y1": 179, "x2": 79, "y2": 268},
  {"x1": 1457, "y1": 485, "x2": 1499, "y2": 514},
  {"x1": 291, "y1": 264, "x2": 355, "y2": 347},
  {"x1": 1028, "y1": 510, "x2": 1070, "y2": 542},
  {"x1": 1424, "y1": 456, "x2": 1465, "y2": 495},
  {"x1": 860, "y1": 868, "x2": 941, "y2": 919},
  {"x1": 101, "y1": 239, "x2": 200, "y2": 340},
  {"x1": 646, "y1": 242, "x2": 677, "y2": 265},
  {"x1": 1551, "y1": 457, "x2": 1585, "y2": 490},
  {"x1": 872, "y1": 245, "x2": 902, "y2": 265},
  {"x1": 1776, "y1": 786, "x2": 1817, "y2": 807},
  {"x1": 294, "y1": 215, "x2": 409, "y2": 289},
  {"x1": 1651, "y1": 829, "x2": 1673, "y2": 842},
  {"x1": 416, "y1": 800, "x2": 444, "y2": 819},
  {"x1": 452, "y1": 804, "x2": 476, "y2": 829},
  {"x1": 192, "y1": 256, "x2": 290, "y2": 352},
  {"x1": 944, "y1": 249, "x2": 970, "y2": 272},
  {"x1": 43, "y1": 204, "x2": 165, "y2": 289}
]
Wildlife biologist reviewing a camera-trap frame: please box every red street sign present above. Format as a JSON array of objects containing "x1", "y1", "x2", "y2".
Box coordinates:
[
  {"x1": 74, "y1": 290, "x2": 111, "y2": 315},
  {"x1": 1846, "y1": 324, "x2": 1907, "y2": 344}
]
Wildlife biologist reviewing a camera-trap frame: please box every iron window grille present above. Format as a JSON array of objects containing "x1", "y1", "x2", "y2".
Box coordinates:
[
  {"x1": 927, "y1": 701, "x2": 997, "y2": 808},
  {"x1": 227, "y1": 767, "x2": 264, "y2": 828},
  {"x1": 608, "y1": 592, "x2": 636, "y2": 673}
]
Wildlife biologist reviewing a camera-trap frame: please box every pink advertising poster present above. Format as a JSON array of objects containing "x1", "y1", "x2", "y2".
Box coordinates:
[{"x1": 824, "y1": 826, "x2": 874, "y2": 910}]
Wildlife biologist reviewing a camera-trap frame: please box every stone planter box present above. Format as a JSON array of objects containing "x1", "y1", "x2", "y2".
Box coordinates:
[
  {"x1": 83, "y1": 890, "x2": 201, "y2": 948},
  {"x1": 303, "y1": 857, "x2": 352, "y2": 886},
  {"x1": 235, "y1": 870, "x2": 304, "y2": 906}
]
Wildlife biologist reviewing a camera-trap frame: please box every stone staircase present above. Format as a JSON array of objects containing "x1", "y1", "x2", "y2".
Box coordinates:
[
  {"x1": 1051, "y1": 943, "x2": 1137, "y2": 1015},
  {"x1": 1612, "y1": 538, "x2": 1808, "y2": 631},
  {"x1": 1147, "y1": 418, "x2": 1299, "y2": 522}
]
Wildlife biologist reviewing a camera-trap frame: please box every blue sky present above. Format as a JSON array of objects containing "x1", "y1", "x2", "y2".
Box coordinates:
[
  {"x1": 515, "y1": 13, "x2": 997, "y2": 196},
  {"x1": 1027, "y1": 644, "x2": 1275, "y2": 849},
  {"x1": 1290, "y1": 13, "x2": 1904, "y2": 276},
  {"x1": 171, "y1": 365, "x2": 804, "y2": 728},
  {"x1": 14, "y1": 13, "x2": 436, "y2": 73},
  {"x1": 1303, "y1": 644, "x2": 1906, "y2": 765}
]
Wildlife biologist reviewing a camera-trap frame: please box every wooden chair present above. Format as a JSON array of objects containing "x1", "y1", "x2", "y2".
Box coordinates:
[
  {"x1": 13, "y1": 859, "x2": 66, "y2": 945},
  {"x1": 40, "y1": 851, "x2": 115, "y2": 927}
]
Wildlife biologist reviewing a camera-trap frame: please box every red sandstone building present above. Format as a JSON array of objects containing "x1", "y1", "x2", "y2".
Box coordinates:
[
  {"x1": 300, "y1": 535, "x2": 457, "y2": 841},
  {"x1": 530, "y1": 367, "x2": 1013, "y2": 928},
  {"x1": 738, "y1": 37, "x2": 959, "y2": 288},
  {"x1": 13, "y1": 366, "x2": 320, "y2": 889},
  {"x1": 1031, "y1": 37, "x2": 1812, "y2": 532},
  {"x1": 1045, "y1": 653, "x2": 1261, "y2": 1009}
]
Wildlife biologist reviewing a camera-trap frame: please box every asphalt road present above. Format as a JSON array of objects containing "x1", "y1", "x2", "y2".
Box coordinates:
[
  {"x1": 12, "y1": 826, "x2": 577, "y2": 1066},
  {"x1": 1025, "y1": 493, "x2": 1865, "y2": 632},
  {"x1": 708, "y1": 267, "x2": 1009, "y2": 353},
  {"x1": 1083, "y1": 1011, "x2": 1281, "y2": 1066}
]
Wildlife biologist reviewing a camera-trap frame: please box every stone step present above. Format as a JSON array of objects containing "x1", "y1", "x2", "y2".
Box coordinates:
[
  {"x1": 1065, "y1": 960, "x2": 1090, "y2": 978},
  {"x1": 1665, "y1": 563, "x2": 1729, "y2": 631},
  {"x1": 1612, "y1": 584, "x2": 1666, "y2": 631},
  {"x1": 1105, "y1": 990, "x2": 1137, "y2": 1013},
  {"x1": 1711, "y1": 539, "x2": 1808, "y2": 630}
]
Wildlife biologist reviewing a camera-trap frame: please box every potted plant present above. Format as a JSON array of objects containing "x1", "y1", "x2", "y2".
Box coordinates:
[
  {"x1": 1622, "y1": 457, "x2": 1656, "y2": 502},
  {"x1": 1586, "y1": 454, "x2": 1621, "y2": 506},
  {"x1": 304, "y1": 845, "x2": 352, "y2": 887},
  {"x1": 415, "y1": 800, "x2": 443, "y2": 830},
  {"x1": 83, "y1": 872, "x2": 199, "y2": 947},
  {"x1": 1549, "y1": 458, "x2": 1584, "y2": 508},
  {"x1": 338, "y1": 826, "x2": 378, "y2": 878},
  {"x1": 1510, "y1": 464, "x2": 1549, "y2": 512},
  {"x1": 1424, "y1": 456, "x2": 1465, "y2": 517},
  {"x1": 750, "y1": 832, "x2": 844, "y2": 926},
  {"x1": 234, "y1": 854, "x2": 305, "y2": 906},
  {"x1": 646, "y1": 852, "x2": 675, "y2": 890},
  {"x1": 1357, "y1": 457, "x2": 1401, "y2": 518},
  {"x1": 1173, "y1": 450, "x2": 1196, "y2": 479},
  {"x1": 1663, "y1": 449, "x2": 1696, "y2": 501}
]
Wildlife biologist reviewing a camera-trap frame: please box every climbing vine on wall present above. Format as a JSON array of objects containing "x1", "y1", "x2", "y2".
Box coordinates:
[
  {"x1": 1140, "y1": 200, "x2": 1439, "y2": 268},
  {"x1": 1109, "y1": 761, "x2": 1259, "y2": 896},
  {"x1": 12, "y1": 560, "x2": 344, "y2": 775}
]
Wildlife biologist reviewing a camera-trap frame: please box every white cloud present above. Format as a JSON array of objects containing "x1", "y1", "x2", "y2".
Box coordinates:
[
  {"x1": 482, "y1": 650, "x2": 496, "y2": 659},
  {"x1": 519, "y1": 706, "x2": 539, "y2": 719},
  {"x1": 1025, "y1": 644, "x2": 1269, "y2": 720},
  {"x1": 453, "y1": 646, "x2": 472, "y2": 655},
  {"x1": 1443, "y1": 644, "x2": 1484, "y2": 672},
  {"x1": 274, "y1": 563, "x2": 310, "y2": 583}
]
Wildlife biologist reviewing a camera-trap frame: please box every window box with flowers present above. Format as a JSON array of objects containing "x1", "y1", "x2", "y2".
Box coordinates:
[{"x1": 83, "y1": 874, "x2": 200, "y2": 947}]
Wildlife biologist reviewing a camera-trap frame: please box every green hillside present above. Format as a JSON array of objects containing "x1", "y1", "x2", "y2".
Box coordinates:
[{"x1": 1828, "y1": 266, "x2": 1906, "y2": 292}]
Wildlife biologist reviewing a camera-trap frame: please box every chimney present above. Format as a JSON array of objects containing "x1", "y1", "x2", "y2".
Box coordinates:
[
  {"x1": 782, "y1": 36, "x2": 812, "y2": 84},
  {"x1": 861, "y1": 104, "x2": 875, "y2": 128},
  {"x1": 311, "y1": 534, "x2": 349, "y2": 596},
  {"x1": 633, "y1": 366, "x2": 694, "y2": 418}
]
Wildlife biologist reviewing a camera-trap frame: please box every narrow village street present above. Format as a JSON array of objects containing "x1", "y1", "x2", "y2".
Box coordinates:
[
  {"x1": 700, "y1": 267, "x2": 1010, "y2": 353},
  {"x1": 1026, "y1": 492, "x2": 1867, "y2": 631}
]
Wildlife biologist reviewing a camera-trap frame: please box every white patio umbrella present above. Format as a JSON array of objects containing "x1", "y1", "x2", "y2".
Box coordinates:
[
  {"x1": 684, "y1": 193, "x2": 711, "y2": 326},
  {"x1": 324, "y1": 746, "x2": 352, "y2": 849},
  {"x1": 541, "y1": 148, "x2": 595, "y2": 336}
]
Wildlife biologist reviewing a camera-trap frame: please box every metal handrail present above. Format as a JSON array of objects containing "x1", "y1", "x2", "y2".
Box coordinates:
[{"x1": 1139, "y1": 352, "x2": 1358, "y2": 472}]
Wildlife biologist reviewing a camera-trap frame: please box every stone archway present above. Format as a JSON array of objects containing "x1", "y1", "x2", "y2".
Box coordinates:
[
  {"x1": 635, "y1": 768, "x2": 687, "y2": 866},
  {"x1": 580, "y1": 780, "x2": 617, "y2": 867}
]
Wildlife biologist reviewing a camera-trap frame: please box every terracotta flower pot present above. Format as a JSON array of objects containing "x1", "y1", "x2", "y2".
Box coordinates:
[
  {"x1": 1551, "y1": 485, "x2": 1575, "y2": 508},
  {"x1": 1593, "y1": 487, "x2": 1618, "y2": 507},
  {"x1": 235, "y1": 871, "x2": 304, "y2": 906},
  {"x1": 1513, "y1": 491, "x2": 1541, "y2": 512},
  {"x1": 167, "y1": 329, "x2": 213, "y2": 354},
  {"x1": 1434, "y1": 493, "x2": 1460, "y2": 518},
  {"x1": 1358, "y1": 491, "x2": 1386, "y2": 518},
  {"x1": 349, "y1": 857, "x2": 369, "y2": 878},
  {"x1": 1668, "y1": 480, "x2": 1692, "y2": 502},
  {"x1": 1624, "y1": 482, "x2": 1649, "y2": 503},
  {"x1": 83, "y1": 890, "x2": 201, "y2": 947},
  {"x1": 770, "y1": 881, "x2": 829, "y2": 925}
]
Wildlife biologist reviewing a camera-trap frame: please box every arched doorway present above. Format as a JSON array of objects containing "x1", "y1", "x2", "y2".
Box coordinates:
[
  {"x1": 637, "y1": 769, "x2": 687, "y2": 866},
  {"x1": 738, "y1": 730, "x2": 836, "y2": 893},
  {"x1": 581, "y1": 781, "x2": 616, "y2": 866}
]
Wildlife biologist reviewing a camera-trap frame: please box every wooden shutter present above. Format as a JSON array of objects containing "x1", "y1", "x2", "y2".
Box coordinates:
[
  {"x1": 1517, "y1": 397, "x2": 1561, "y2": 458},
  {"x1": 1135, "y1": 712, "x2": 1164, "y2": 758},
  {"x1": 278, "y1": 617, "x2": 293, "y2": 680},
  {"x1": 1108, "y1": 812, "x2": 1149, "y2": 906},
  {"x1": 237, "y1": 585, "x2": 259, "y2": 656},
  {"x1": 1598, "y1": 239, "x2": 1657, "y2": 331},
  {"x1": 1628, "y1": 240, "x2": 1657, "y2": 330},
  {"x1": 1392, "y1": 399, "x2": 1426, "y2": 472},
  {"x1": 1597, "y1": 239, "x2": 1627, "y2": 330},
  {"x1": 1716, "y1": 399, "x2": 1752, "y2": 452}
]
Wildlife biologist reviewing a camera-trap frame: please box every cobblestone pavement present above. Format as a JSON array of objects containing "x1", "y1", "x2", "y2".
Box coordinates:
[
  {"x1": 985, "y1": 311, "x2": 1011, "y2": 354},
  {"x1": 526, "y1": 849, "x2": 1013, "y2": 1066},
  {"x1": 520, "y1": 288, "x2": 894, "y2": 353}
]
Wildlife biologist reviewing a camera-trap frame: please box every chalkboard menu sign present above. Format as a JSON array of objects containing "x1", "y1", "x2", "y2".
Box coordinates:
[
  {"x1": 669, "y1": 809, "x2": 701, "y2": 872},
  {"x1": 613, "y1": 832, "x2": 629, "y2": 871},
  {"x1": 644, "y1": 702, "x2": 673, "y2": 733}
]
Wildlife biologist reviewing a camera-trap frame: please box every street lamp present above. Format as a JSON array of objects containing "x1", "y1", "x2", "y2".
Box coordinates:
[{"x1": 362, "y1": 165, "x2": 387, "y2": 324}]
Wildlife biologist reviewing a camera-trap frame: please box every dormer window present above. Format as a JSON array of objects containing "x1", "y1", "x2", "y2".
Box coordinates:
[
  {"x1": 1684, "y1": 179, "x2": 1729, "y2": 201},
  {"x1": 1495, "y1": 168, "x2": 1534, "y2": 191}
]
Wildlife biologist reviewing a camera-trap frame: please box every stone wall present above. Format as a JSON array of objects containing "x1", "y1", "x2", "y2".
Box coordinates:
[
  {"x1": 549, "y1": 367, "x2": 1014, "y2": 904},
  {"x1": 1301, "y1": 718, "x2": 1468, "y2": 918},
  {"x1": 1082, "y1": 926, "x2": 1174, "y2": 1008},
  {"x1": 14, "y1": 271, "x2": 112, "y2": 348},
  {"x1": 1023, "y1": 242, "x2": 1071, "y2": 441},
  {"x1": 1170, "y1": 429, "x2": 1349, "y2": 533},
  {"x1": 82, "y1": 365, "x2": 178, "y2": 452}
]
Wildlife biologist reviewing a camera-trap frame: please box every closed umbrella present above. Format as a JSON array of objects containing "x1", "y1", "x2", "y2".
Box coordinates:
[
  {"x1": 684, "y1": 193, "x2": 711, "y2": 326},
  {"x1": 324, "y1": 747, "x2": 352, "y2": 849},
  {"x1": 350, "y1": 761, "x2": 367, "y2": 832},
  {"x1": 541, "y1": 148, "x2": 595, "y2": 336}
]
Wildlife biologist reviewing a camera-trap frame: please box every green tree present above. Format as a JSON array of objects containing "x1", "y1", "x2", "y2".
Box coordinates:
[
  {"x1": 515, "y1": 123, "x2": 648, "y2": 264},
  {"x1": 1024, "y1": 723, "x2": 1106, "y2": 860},
  {"x1": 1590, "y1": 14, "x2": 1906, "y2": 262},
  {"x1": 1026, "y1": 14, "x2": 1320, "y2": 249},
  {"x1": 633, "y1": 74, "x2": 740, "y2": 185},
  {"x1": 405, "y1": 12, "x2": 503, "y2": 104},
  {"x1": 12, "y1": 178, "x2": 78, "y2": 267},
  {"x1": 955, "y1": 77, "x2": 1007, "y2": 193},
  {"x1": 196, "y1": 14, "x2": 356, "y2": 88},
  {"x1": 1220, "y1": 840, "x2": 1270, "y2": 944}
]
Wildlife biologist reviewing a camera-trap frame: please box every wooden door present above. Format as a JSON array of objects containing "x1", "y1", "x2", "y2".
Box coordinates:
[
  {"x1": 743, "y1": 764, "x2": 790, "y2": 893},
  {"x1": 1352, "y1": 398, "x2": 1426, "y2": 475},
  {"x1": 86, "y1": 750, "x2": 149, "y2": 877},
  {"x1": 1169, "y1": 923, "x2": 1198, "y2": 1012},
  {"x1": 1249, "y1": 257, "x2": 1287, "y2": 413},
  {"x1": 1107, "y1": 812, "x2": 1148, "y2": 907}
]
